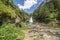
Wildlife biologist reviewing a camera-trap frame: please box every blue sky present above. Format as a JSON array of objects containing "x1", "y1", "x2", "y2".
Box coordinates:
[{"x1": 13, "y1": 0, "x2": 44, "y2": 14}]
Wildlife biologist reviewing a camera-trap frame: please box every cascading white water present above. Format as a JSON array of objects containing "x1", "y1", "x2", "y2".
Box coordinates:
[{"x1": 29, "y1": 17, "x2": 33, "y2": 24}]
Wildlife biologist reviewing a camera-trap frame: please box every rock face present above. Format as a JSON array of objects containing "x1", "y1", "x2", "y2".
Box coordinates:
[{"x1": 15, "y1": 16, "x2": 20, "y2": 23}]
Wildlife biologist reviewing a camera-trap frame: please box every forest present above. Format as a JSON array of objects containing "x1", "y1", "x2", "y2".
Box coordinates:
[{"x1": 0, "y1": 0, "x2": 60, "y2": 40}]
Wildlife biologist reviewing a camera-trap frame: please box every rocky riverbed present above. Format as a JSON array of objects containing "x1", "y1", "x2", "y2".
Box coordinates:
[{"x1": 23, "y1": 24, "x2": 60, "y2": 40}]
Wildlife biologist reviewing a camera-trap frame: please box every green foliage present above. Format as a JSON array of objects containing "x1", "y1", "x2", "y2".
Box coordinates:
[
  {"x1": 0, "y1": 0, "x2": 29, "y2": 40},
  {"x1": 57, "y1": 13, "x2": 60, "y2": 21},
  {"x1": 0, "y1": 23, "x2": 24, "y2": 40},
  {"x1": 0, "y1": 1, "x2": 16, "y2": 18},
  {"x1": 20, "y1": 22, "x2": 29, "y2": 30},
  {"x1": 33, "y1": 0, "x2": 60, "y2": 23},
  {"x1": 0, "y1": 0, "x2": 29, "y2": 24}
]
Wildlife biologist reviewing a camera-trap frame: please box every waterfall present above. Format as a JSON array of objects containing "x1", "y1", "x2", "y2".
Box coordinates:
[{"x1": 29, "y1": 17, "x2": 33, "y2": 24}]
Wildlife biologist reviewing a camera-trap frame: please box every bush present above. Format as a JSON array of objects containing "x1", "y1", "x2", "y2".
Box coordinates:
[
  {"x1": 0, "y1": 23, "x2": 24, "y2": 40},
  {"x1": 19, "y1": 22, "x2": 29, "y2": 30},
  {"x1": 0, "y1": 1, "x2": 16, "y2": 18}
]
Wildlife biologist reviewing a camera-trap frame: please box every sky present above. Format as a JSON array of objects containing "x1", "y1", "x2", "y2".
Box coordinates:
[{"x1": 13, "y1": 0, "x2": 44, "y2": 14}]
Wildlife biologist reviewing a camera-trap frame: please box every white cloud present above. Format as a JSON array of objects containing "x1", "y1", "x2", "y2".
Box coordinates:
[{"x1": 17, "y1": 0, "x2": 37, "y2": 10}]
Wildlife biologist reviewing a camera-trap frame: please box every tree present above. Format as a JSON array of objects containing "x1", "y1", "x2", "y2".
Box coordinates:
[{"x1": 33, "y1": 0, "x2": 60, "y2": 23}]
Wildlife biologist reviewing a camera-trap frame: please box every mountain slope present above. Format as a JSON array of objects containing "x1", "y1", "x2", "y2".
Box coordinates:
[
  {"x1": 33, "y1": 0, "x2": 60, "y2": 23},
  {"x1": 0, "y1": 0, "x2": 29, "y2": 24}
]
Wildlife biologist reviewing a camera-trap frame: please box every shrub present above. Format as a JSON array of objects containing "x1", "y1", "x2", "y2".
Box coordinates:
[
  {"x1": 0, "y1": 1, "x2": 16, "y2": 18},
  {"x1": 19, "y1": 22, "x2": 29, "y2": 30},
  {"x1": 0, "y1": 23, "x2": 24, "y2": 40}
]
